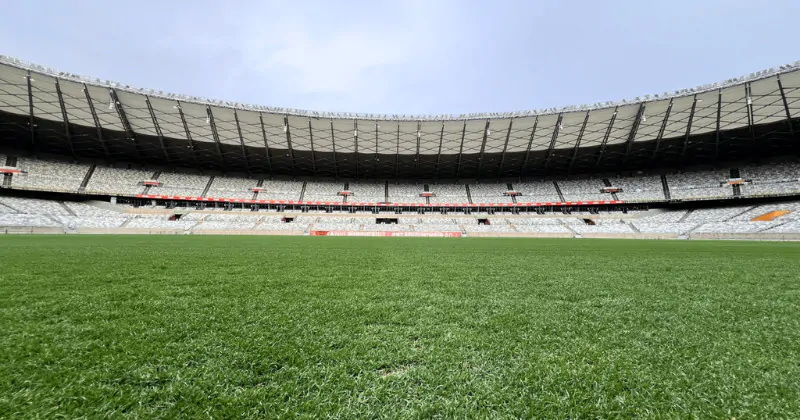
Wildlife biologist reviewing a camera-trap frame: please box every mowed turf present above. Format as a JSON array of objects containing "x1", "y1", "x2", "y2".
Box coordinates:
[{"x1": 1, "y1": 236, "x2": 799, "y2": 418}]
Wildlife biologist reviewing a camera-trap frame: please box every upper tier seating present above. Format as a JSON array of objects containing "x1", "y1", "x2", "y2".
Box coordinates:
[
  {"x1": 388, "y1": 182, "x2": 426, "y2": 204},
  {"x1": 514, "y1": 180, "x2": 560, "y2": 202},
  {"x1": 13, "y1": 158, "x2": 90, "y2": 192},
  {"x1": 557, "y1": 179, "x2": 608, "y2": 202},
  {"x1": 259, "y1": 180, "x2": 303, "y2": 201},
  {"x1": 85, "y1": 166, "x2": 152, "y2": 196},
  {"x1": 611, "y1": 175, "x2": 665, "y2": 202},
  {"x1": 428, "y1": 183, "x2": 469, "y2": 205},
  {"x1": 206, "y1": 176, "x2": 257, "y2": 199},
  {"x1": 470, "y1": 182, "x2": 513, "y2": 204},
  {"x1": 149, "y1": 172, "x2": 210, "y2": 197},
  {"x1": 667, "y1": 170, "x2": 732, "y2": 200},
  {"x1": 303, "y1": 181, "x2": 345, "y2": 203},
  {"x1": 348, "y1": 182, "x2": 386, "y2": 203}
]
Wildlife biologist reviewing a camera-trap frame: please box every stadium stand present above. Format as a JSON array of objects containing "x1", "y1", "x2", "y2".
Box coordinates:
[
  {"x1": 259, "y1": 180, "x2": 303, "y2": 201},
  {"x1": 428, "y1": 183, "x2": 469, "y2": 205},
  {"x1": 149, "y1": 172, "x2": 210, "y2": 197},
  {"x1": 557, "y1": 179, "x2": 608, "y2": 202},
  {"x1": 13, "y1": 158, "x2": 90, "y2": 192},
  {"x1": 514, "y1": 181, "x2": 560, "y2": 202},
  {"x1": 388, "y1": 182, "x2": 427, "y2": 204},
  {"x1": 667, "y1": 170, "x2": 732, "y2": 200},
  {"x1": 206, "y1": 176, "x2": 257, "y2": 199},
  {"x1": 611, "y1": 175, "x2": 665, "y2": 202},
  {"x1": 85, "y1": 166, "x2": 152, "y2": 196},
  {"x1": 303, "y1": 181, "x2": 345, "y2": 203},
  {"x1": 348, "y1": 181, "x2": 386, "y2": 203},
  {"x1": 470, "y1": 182, "x2": 514, "y2": 204}
]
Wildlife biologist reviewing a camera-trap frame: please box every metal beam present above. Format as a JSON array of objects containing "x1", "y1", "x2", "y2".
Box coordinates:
[
  {"x1": 477, "y1": 120, "x2": 491, "y2": 176},
  {"x1": 568, "y1": 111, "x2": 591, "y2": 172},
  {"x1": 595, "y1": 106, "x2": 618, "y2": 167},
  {"x1": 233, "y1": 110, "x2": 250, "y2": 173},
  {"x1": 651, "y1": 99, "x2": 673, "y2": 161},
  {"x1": 354, "y1": 120, "x2": 359, "y2": 179},
  {"x1": 681, "y1": 95, "x2": 698, "y2": 161},
  {"x1": 25, "y1": 71, "x2": 36, "y2": 150},
  {"x1": 777, "y1": 75, "x2": 796, "y2": 139},
  {"x1": 283, "y1": 116, "x2": 296, "y2": 176},
  {"x1": 497, "y1": 118, "x2": 514, "y2": 176},
  {"x1": 83, "y1": 84, "x2": 110, "y2": 158},
  {"x1": 307, "y1": 119, "x2": 317, "y2": 176},
  {"x1": 176, "y1": 101, "x2": 199, "y2": 166},
  {"x1": 257, "y1": 113, "x2": 273, "y2": 176},
  {"x1": 329, "y1": 119, "x2": 339, "y2": 179},
  {"x1": 394, "y1": 122, "x2": 400, "y2": 178},
  {"x1": 455, "y1": 120, "x2": 467, "y2": 178},
  {"x1": 544, "y1": 113, "x2": 564, "y2": 169},
  {"x1": 206, "y1": 106, "x2": 225, "y2": 166},
  {"x1": 520, "y1": 115, "x2": 539, "y2": 175},
  {"x1": 415, "y1": 121, "x2": 421, "y2": 173},
  {"x1": 436, "y1": 121, "x2": 445, "y2": 178},
  {"x1": 110, "y1": 89, "x2": 141, "y2": 158},
  {"x1": 624, "y1": 103, "x2": 646, "y2": 163},
  {"x1": 745, "y1": 83, "x2": 756, "y2": 146},
  {"x1": 144, "y1": 96, "x2": 170, "y2": 161},
  {"x1": 714, "y1": 90, "x2": 722, "y2": 160},
  {"x1": 54, "y1": 79, "x2": 76, "y2": 158}
]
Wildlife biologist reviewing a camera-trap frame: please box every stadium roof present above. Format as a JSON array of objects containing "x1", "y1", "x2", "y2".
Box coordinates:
[{"x1": 1, "y1": 55, "x2": 799, "y2": 179}]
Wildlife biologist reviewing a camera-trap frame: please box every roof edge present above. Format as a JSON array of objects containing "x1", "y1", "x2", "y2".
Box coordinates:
[{"x1": 2, "y1": 54, "x2": 799, "y2": 121}]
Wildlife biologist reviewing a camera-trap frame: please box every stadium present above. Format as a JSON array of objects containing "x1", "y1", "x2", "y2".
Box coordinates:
[{"x1": 2, "y1": 32, "x2": 800, "y2": 418}]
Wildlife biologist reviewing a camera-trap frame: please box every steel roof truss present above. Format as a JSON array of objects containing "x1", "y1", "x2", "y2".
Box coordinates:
[
  {"x1": 651, "y1": 100, "x2": 673, "y2": 160},
  {"x1": 258, "y1": 113, "x2": 273, "y2": 175},
  {"x1": 206, "y1": 106, "x2": 225, "y2": 165},
  {"x1": 54, "y1": 79, "x2": 76, "y2": 158},
  {"x1": 569, "y1": 111, "x2": 591, "y2": 172},
  {"x1": 497, "y1": 118, "x2": 514, "y2": 176},
  {"x1": 176, "y1": 101, "x2": 199, "y2": 165},
  {"x1": 83, "y1": 84, "x2": 110, "y2": 158},
  {"x1": 145, "y1": 96, "x2": 170, "y2": 161},
  {"x1": 233, "y1": 110, "x2": 250, "y2": 173}
]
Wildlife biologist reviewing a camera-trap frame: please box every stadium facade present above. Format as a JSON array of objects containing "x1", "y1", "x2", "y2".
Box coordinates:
[{"x1": 1, "y1": 55, "x2": 799, "y2": 180}]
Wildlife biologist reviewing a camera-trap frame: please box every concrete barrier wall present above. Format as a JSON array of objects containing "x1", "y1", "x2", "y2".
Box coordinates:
[{"x1": 2, "y1": 226, "x2": 799, "y2": 241}]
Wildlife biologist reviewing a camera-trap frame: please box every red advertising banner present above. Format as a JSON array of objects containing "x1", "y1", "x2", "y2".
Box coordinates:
[
  {"x1": 312, "y1": 231, "x2": 462, "y2": 237},
  {"x1": 134, "y1": 194, "x2": 623, "y2": 207}
]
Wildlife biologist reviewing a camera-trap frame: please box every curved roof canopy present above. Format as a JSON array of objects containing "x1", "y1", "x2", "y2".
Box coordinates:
[{"x1": 0, "y1": 55, "x2": 798, "y2": 179}]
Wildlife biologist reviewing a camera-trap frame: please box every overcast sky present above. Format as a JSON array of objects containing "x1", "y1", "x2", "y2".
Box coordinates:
[{"x1": 1, "y1": 0, "x2": 797, "y2": 116}]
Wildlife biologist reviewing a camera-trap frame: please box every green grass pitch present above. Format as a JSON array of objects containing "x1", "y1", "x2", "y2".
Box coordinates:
[{"x1": 1, "y1": 236, "x2": 799, "y2": 418}]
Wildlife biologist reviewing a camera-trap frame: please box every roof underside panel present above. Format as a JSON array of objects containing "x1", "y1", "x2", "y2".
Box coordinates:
[
  {"x1": 580, "y1": 109, "x2": 615, "y2": 147},
  {"x1": 212, "y1": 107, "x2": 242, "y2": 146},
  {"x1": 116, "y1": 91, "x2": 155, "y2": 136},
  {"x1": 553, "y1": 112, "x2": 585, "y2": 150},
  {"x1": 418, "y1": 121, "x2": 442, "y2": 155},
  {"x1": 287, "y1": 116, "x2": 311, "y2": 151},
  {"x1": 689, "y1": 90, "x2": 720, "y2": 136},
  {"x1": 86, "y1": 85, "x2": 124, "y2": 131},
  {"x1": 376, "y1": 121, "x2": 398, "y2": 154},
  {"x1": 718, "y1": 85, "x2": 749, "y2": 131},
  {"x1": 0, "y1": 65, "x2": 29, "y2": 116},
  {"x1": 484, "y1": 118, "x2": 511, "y2": 154},
  {"x1": 605, "y1": 104, "x2": 639, "y2": 145},
  {"x1": 662, "y1": 96, "x2": 694, "y2": 140},
  {"x1": 331, "y1": 119, "x2": 356, "y2": 153},
  {"x1": 634, "y1": 102, "x2": 668, "y2": 142},
  {"x1": 148, "y1": 97, "x2": 185, "y2": 140},
  {"x1": 235, "y1": 110, "x2": 264, "y2": 148},
  {"x1": 397, "y1": 121, "x2": 417, "y2": 155},
  {"x1": 460, "y1": 120, "x2": 486, "y2": 154},
  {"x1": 310, "y1": 118, "x2": 333, "y2": 152},
  {"x1": 356, "y1": 120, "x2": 378, "y2": 154},
  {"x1": 440, "y1": 120, "x2": 464, "y2": 154},
  {"x1": 750, "y1": 76, "x2": 786, "y2": 126},
  {"x1": 58, "y1": 80, "x2": 94, "y2": 127},
  {"x1": 30, "y1": 75, "x2": 63, "y2": 123},
  {"x1": 530, "y1": 114, "x2": 558, "y2": 150},
  {"x1": 180, "y1": 102, "x2": 213, "y2": 146},
  {"x1": 261, "y1": 113, "x2": 288, "y2": 150},
  {"x1": 782, "y1": 71, "x2": 800, "y2": 118},
  {"x1": 504, "y1": 117, "x2": 535, "y2": 153}
]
